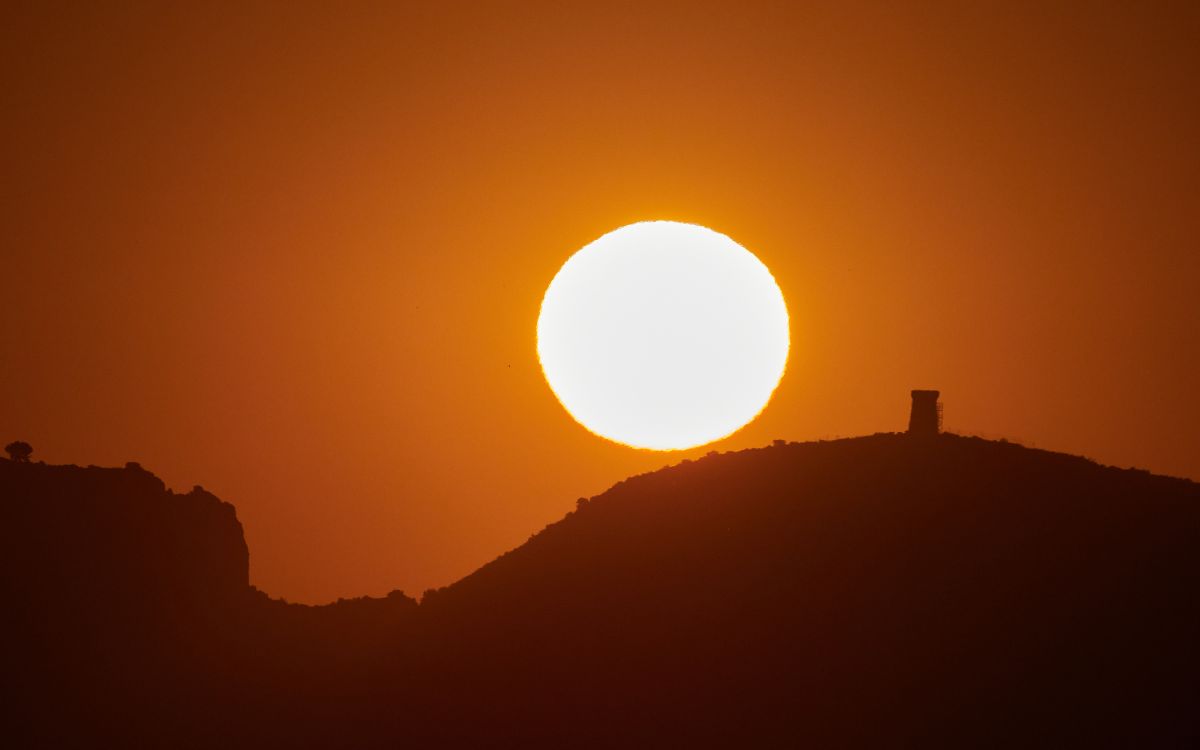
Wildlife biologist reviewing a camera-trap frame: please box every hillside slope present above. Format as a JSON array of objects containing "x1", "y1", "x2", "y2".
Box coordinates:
[{"x1": 408, "y1": 433, "x2": 1200, "y2": 746}]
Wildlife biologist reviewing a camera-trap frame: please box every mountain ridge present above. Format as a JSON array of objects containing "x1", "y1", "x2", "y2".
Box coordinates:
[{"x1": 4, "y1": 433, "x2": 1198, "y2": 747}]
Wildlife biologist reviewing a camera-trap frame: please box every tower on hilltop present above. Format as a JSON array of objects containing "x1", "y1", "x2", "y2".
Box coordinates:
[{"x1": 908, "y1": 390, "x2": 942, "y2": 436}]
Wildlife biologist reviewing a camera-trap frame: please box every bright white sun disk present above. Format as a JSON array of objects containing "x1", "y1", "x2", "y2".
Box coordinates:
[{"x1": 537, "y1": 221, "x2": 789, "y2": 450}]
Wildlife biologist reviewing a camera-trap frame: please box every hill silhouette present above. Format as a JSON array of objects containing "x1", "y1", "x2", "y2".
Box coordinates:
[{"x1": 4, "y1": 434, "x2": 1198, "y2": 747}]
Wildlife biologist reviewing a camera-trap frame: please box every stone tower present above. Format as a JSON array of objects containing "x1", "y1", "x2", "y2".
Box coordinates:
[{"x1": 908, "y1": 390, "x2": 941, "y2": 436}]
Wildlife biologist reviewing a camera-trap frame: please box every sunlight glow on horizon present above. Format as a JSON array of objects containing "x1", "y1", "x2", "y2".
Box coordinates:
[{"x1": 537, "y1": 221, "x2": 790, "y2": 451}]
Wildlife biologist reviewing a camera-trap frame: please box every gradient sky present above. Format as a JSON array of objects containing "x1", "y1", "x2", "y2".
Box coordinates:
[{"x1": 3, "y1": 2, "x2": 1197, "y2": 603}]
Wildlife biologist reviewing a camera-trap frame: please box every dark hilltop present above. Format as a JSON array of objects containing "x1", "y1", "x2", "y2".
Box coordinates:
[{"x1": 4, "y1": 433, "x2": 1198, "y2": 747}]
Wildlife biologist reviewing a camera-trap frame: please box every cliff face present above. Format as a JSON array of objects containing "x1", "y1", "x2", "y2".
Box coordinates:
[
  {"x1": 1, "y1": 459, "x2": 252, "y2": 746},
  {"x1": 1, "y1": 459, "x2": 249, "y2": 610},
  {"x1": 0, "y1": 457, "x2": 420, "y2": 748}
]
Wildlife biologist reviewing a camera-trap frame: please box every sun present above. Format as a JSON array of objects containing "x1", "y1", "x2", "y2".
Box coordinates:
[{"x1": 537, "y1": 221, "x2": 790, "y2": 450}]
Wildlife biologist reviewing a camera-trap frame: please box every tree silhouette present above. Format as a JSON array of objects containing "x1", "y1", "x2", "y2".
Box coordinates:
[{"x1": 5, "y1": 441, "x2": 32, "y2": 462}]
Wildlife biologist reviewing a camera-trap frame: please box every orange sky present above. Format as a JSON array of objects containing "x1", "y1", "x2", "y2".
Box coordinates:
[{"x1": 3, "y1": 2, "x2": 1198, "y2": 603}]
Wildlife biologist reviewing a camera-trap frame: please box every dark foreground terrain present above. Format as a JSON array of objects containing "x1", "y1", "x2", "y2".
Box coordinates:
[{"x1": 4, "y1": 434, "x2": 1198, "y2": 747}]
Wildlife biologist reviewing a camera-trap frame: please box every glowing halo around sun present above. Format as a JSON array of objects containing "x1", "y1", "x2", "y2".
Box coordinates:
[{"x1": 537, "y1": 221, "x2": 790, "y2": 450}]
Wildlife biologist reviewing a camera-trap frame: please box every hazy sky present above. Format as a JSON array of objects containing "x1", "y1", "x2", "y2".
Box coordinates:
[{"x1": 3, "y1": 2, "x2": 1197, "y2": 603}]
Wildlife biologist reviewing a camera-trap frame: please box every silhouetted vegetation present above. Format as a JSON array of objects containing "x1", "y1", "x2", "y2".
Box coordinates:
[
  {"x1": 5, "y1": 440, "x2": 32, "y2": 462},
  {"x1": 5, "y1": 435, "x2": 1199, "y2": 746}
]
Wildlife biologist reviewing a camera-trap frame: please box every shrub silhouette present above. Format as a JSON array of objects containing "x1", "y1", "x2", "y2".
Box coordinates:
[{"x1": 5, "y1": 440, "x2": 32, "y2": 462}]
